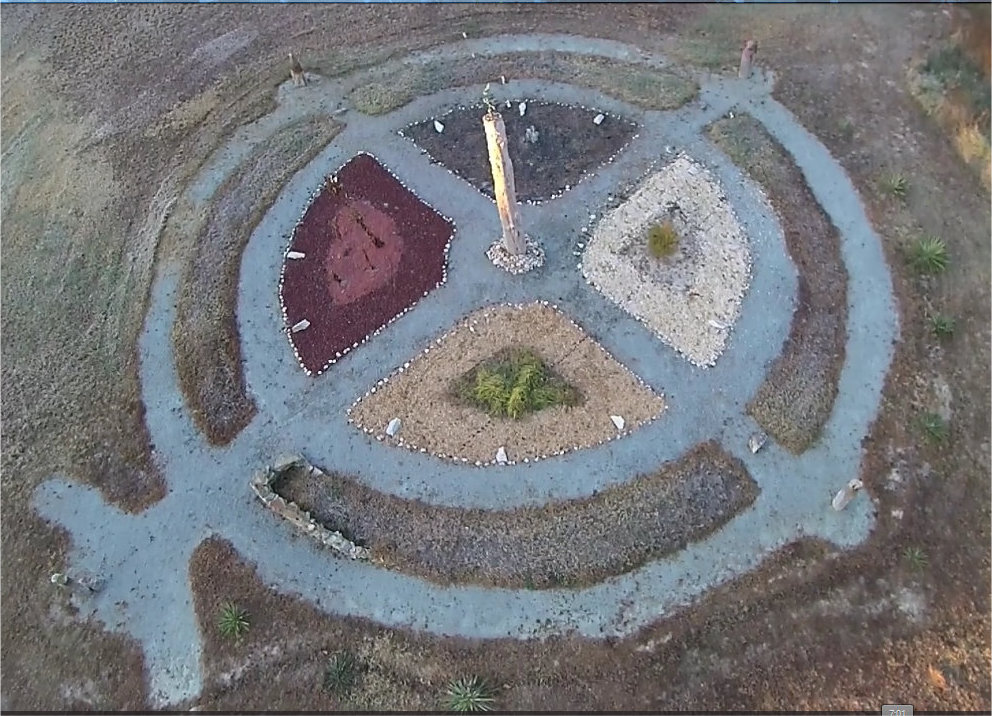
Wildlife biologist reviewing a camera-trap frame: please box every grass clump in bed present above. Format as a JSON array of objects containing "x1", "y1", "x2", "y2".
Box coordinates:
[
  {"x1": 443, "y1": 676, "x2": 496, "y2": 712},
  {"x1": 647, "y1": 220, "x2": 680, "y2": 258},
  {"x1": 452, "y1": 348, "x2": 581, "y2": 420}
]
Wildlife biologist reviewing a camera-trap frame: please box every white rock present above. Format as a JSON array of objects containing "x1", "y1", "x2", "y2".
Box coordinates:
[
  {"x1": 434, "y1": 120, "x2": 444, "y2": 133},
  {"x1": 287, "y1": 251, "x2": 306, "y2": 259},
  {"x1": 610, "y1": 415, "x2": 625, "y2": 431},
  {"x1": 708, "y1": 319, "x2": 728, "y2": 330},
  {"x1": 291, "y1": 319, "x2": 310, "y2": 332},
  {"x1": 496, "y1": 446, "x2": 508, "y2": 464},
  {"x1": 518, "y1": 101, "x2": 527, "y2": 117},
  {"x1": 462, "y1": 31, "x2": 467, "y2": 38},
  {"x1": 748, "y1": 432, "x2": 767, "y2": 454},
  {"x1": 386, "y1": 417, "x2": 402, "y2": 437},
  {"x1": 593, "y1": 113, "x2": 605, "y2": 125},
  {"x1": 831, "y1": 479, "x2": 864, "y2": 511},
  {"x1": 500, "y1": 75, "x2": 507, "y2": 84}
]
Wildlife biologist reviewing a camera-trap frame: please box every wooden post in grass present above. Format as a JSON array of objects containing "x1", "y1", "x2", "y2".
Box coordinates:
[{"x1": 482, "y1": 86, "x2": 525, "y2": 256}]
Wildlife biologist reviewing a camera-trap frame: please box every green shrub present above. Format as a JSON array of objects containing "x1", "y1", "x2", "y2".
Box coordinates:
[
  {"x1": 647, "y1": 220, "x2": 679, "y2": 258},
  {"x1": 903, "y1": 546, "x2": 929, "y2": 572},
  {"x1": 908, "y1": 235, "x2": 949, "y2": 274},
  {"x1": 323, "y1": 650, "x2": 361, "y2": 694},
  {"x1": 879, "y1": 172, "x2": 909, "y2": 199},
  {"x1": 919, "y1": 412, "x2": 949, "y2": 443},
  {"x1": 444, "y1": 676, "x2": 495, "y2": 712},
  {"x1": 929, "y1": 313, "x2": 957, "y2": 338},
  {"x1": 217, "y1": 602, "x2": 250, "y2": 640},
  {"x1": 453, "y1": 348, "x2": 580, "y2": 420}
]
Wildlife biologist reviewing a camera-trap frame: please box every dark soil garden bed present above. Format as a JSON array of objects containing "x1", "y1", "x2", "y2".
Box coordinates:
[
  {"x1": 707, "y1": 114, "x2": 848, "y2": 454},
  {"x1": 402, "y1": 101, "x2": 638, "y2": 202},
  {"x1": 279, "y1": 153, "x2": 454, "y2": 375},
  {"x1": 270, "y1": 441, "x2": 758, "y2": 590}
]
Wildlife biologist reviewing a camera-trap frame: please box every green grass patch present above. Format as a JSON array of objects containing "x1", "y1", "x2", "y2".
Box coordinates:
[
  {"x1": 217, "y1": 601, "x2": 250, "y2": 640},
  {"x1": 451, "y1": 348, "x2": 581, "y2": 420},
  {"x1": 323, "y1": 650, "x2": 361, "y2": 695},
  {"x1": 919, "y1": 412, "x2": 949, "y2": 444},
  {"x1": 443, "y1": 676, "x2": 496, "y2": 712},
  {"x1": 879, "y1": 172, "x2": 909, "y2": 200},
  {"x1": 929, "y1": 313, "x2": 957, "y2": 338},
  {"x1": 903, "y1": 546, "x2": 929, "y2": 572},
  {"x1": 907, "y1": 235, "x2": 949, "y2": 275},
  {"x1": 647, "y1": 220, "x2": 679, "y2": 258},
  {"x1": 922, "y1": 45, "x2": 991, "y2": 130}
]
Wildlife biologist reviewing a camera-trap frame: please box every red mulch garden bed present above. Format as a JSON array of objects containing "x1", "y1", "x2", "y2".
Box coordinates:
[
  {"x1": 279, "y1": 153, "x2": 454, "y2": 375},
  {"x1": 401, "y1": 101, "x2": 638, "y2": 202}
]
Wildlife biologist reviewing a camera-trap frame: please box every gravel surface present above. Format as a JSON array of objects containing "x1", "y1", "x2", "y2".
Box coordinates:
[
  {"x1": 582, "y1": 154, "x2": 752, "y2": 367},
  {"x1": 347, "y1": 302, "x2": 666, "y2": 465},
  {"x1": 273, "y1": 441, "x2": 758, "y2": 589}
]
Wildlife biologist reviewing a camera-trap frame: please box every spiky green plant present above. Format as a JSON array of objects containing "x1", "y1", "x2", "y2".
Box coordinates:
[
  {"x1": 473, "y1": 370, "x2": 509, "y2": 416},
  {"x1": 444, "y1": 676, "x2": 495, "y2": 712},
  {"x1": 908, "y1": 235, "x2": 949, "y2": 274},
  {"x1": 880, "y1": 172, "x2": 909, "y2": 199},
  {"x1": 323, "y1": 650, "x2": 360, "y2": 694},
  {"x1": 647, "y1": 220, "x2": 679, "y2": 258},
  {"x1": 929, "y1": 313, "x2": 957, "y2": 338},
  {"x1": 904, "y1": 546, "x2": 929, "y2": 572},
  {"x1": 217, "y1": 602, "x2": 250, "y2": 640},
  {"x1": 919, "y1": 412, "x2": 949, "y2": 443}
]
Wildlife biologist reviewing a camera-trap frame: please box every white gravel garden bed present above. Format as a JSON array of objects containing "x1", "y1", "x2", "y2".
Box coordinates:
[{"x1": 581, "y1": 154, "x2": 752, "y2": 367}]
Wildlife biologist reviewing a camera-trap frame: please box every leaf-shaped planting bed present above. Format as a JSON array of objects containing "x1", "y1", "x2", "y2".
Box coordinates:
[
  {"x1": 347, "y1": 302, "x2": 666, "y2": 464},
  {"x1": 279, "y1": 153, "x2": 455, "y2": 375},
  {"x1": 401, "y1": 101, "x2": 638, "y2": 202}
]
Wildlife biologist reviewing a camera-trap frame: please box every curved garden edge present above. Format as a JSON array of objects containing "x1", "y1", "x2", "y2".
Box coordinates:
[
  {"x1": 707, "y1": 113, "x2": 848, "y2": 454},
  {"x1": 269, "y1": 441, "x2": 758, "y2": 590},
  {"x1": 171, "y1": 116, "x2": 343, "y2": 445}
]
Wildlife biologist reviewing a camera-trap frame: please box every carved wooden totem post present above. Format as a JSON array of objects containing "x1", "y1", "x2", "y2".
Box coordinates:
[{"x1": 483, "y1": 102, "x2": 525, "y2": 256}]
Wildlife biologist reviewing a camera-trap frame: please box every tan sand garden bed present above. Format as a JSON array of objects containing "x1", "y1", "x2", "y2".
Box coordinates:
[{"x1": 347, "y1": 302, "x2": 666, "y2": 464}]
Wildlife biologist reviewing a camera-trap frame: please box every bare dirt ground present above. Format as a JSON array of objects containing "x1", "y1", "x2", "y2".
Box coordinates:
[
  {"x1": 1, "y1": 3, "x2": 988, "y2": 711},
  {"x1": 348, "y1": 302, "x2": 665, "y2": 463}
]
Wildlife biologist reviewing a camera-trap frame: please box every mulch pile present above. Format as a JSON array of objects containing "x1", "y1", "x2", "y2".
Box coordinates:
[{"x1": 280, "y1": 153, "x2": 454, "y2": 374}]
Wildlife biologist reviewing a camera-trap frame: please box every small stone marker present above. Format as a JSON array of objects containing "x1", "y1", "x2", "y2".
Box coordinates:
[
  {"x1": 831, "y1": 478, "x2": 864, "y2": 511},
  {"x1": 500, "y1": 75, "x2": 507, "y2": 84},
  {"x1": 291, "y1": 319, "x2": 310, "y2": 333},
  {"x1": 50, "y1": 572, "x2": 69, "y2": 587},
  {"x1": 610, "y1": 415, "x2": 625, "y2": 431},
  {"x1": 287, "y1": 251, "x2": 306, "y2": 259},
  {"x1": 496, "y1": 446, "x2": 508, "y2": 464},
  {"x1": 593, "y1": 113, "x2": 605, "y2": 125},
  {"x1": 434, "y1": 120, "x2": 444, "y2": 133},
  {"x1": 518, "y1": 101, "x2": 527, "y2": 117},
  {"x1": 386, "y1": 417, "x2": 402, "y2": 437},
  {"x1": 748, "y1": 432, "x2": 767, "y2": 454}
]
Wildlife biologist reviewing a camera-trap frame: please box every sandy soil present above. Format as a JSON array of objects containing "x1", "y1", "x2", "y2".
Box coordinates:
[
  {"x1": 2, "y1": 3, "x2": 988, "y2": 711},
  {"x1": 347, "y1": 302, "x2": 666, "y2": 464}
]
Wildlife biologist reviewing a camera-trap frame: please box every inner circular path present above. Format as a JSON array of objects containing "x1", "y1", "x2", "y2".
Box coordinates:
[{"x1": 32, "y1": 34, "x2": 898, "y2": 707}]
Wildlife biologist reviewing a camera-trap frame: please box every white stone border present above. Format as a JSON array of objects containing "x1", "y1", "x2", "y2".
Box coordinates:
[
  {"x1": 397, "y1": 99, "x2": 640, "y2": 206},
  {"x1": 277, "y1": 151, "x2": 457, "y2": 377},
  {"x1": 344, "y1": 300, "x2": 666, "y2": 467}
]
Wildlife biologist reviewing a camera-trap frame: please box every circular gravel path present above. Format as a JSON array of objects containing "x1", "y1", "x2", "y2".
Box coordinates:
[{"x1": 33, "y1": 33, "x2": 898, "y2": 707}]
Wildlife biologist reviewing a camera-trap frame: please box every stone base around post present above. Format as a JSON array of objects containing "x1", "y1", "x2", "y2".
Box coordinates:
[{"x1": 486, "y1": 236, "x2": 545, "y2": 275}]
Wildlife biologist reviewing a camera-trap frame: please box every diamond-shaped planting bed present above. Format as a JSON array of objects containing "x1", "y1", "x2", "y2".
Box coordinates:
[
  {"x1": 581, "y1": 154, "x2": 752, "y2": 367},
  {"x1": 401, "y1": 101, "x2": 638, "y2": 202},
  {"x1": 279, "y1": 153, "x2": 455, "y2": 375},
  {"x1": 347, "y1": 302, "x2": 666, "y2": 465}
]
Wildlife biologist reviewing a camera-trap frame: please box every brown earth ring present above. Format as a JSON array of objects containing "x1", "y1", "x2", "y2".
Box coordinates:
[
  {"x1": 269, "y1": 441, "x2": 758, "y2": 590},
  {"x1": 279, "y1": 152, "x2": 454, "y2": 376},
  {"x1": 707, "y1": 115, "x2": 848, "y2": 455}
]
